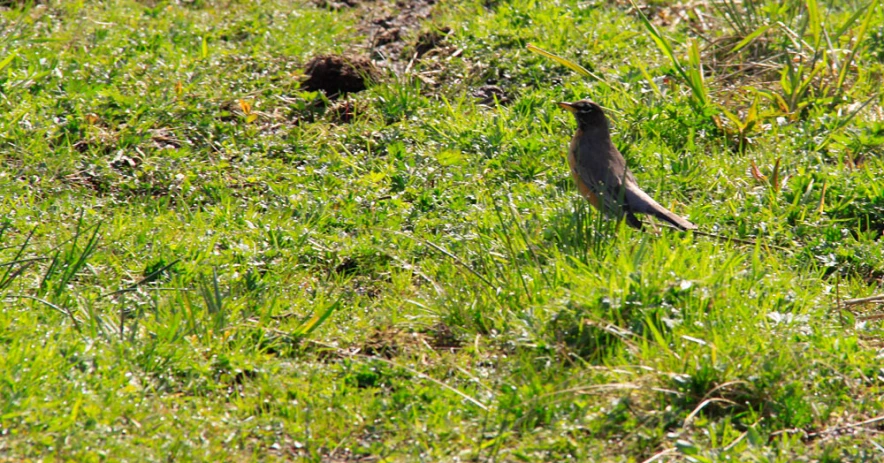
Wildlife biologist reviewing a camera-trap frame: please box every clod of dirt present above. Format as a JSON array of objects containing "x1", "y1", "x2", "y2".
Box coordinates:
[
  {"x1": 312, "y1": 0, "x2": 359, "y2": 10},
  {"x1": 149, "y1": 128, "x2": 183, "y2": 149},
  {"x1": 65, "y1": 163, "x2": 111, "y2": 194},
  {"x1": 373, "y1": 27, "x2": 402, "y2": 47},
  {"x1": 110, "y1": 150, "x2": 142, "y2": 171},
  {"x1": 428, "y1": 323, "x2": 462, "y2": 350},
  {"x1": 372, "y1": 15, "x2": 396, "y2": 30},
  {"x1": 414, "y1": 27, "x2": 451, "y2": 58},
  {"x1": 301, "y1": 54, "x2": 380, "y2": 98},
  {"x1": 473, "y1": 85, "x2": 510, "y2": 106}
]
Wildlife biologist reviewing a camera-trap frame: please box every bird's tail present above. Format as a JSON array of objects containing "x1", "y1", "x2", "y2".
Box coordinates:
[
  {"x1": 624, "y1": 185, "x2": 697, "y2": 230},
  {"x1": 648, "y1": 206, "x2": 697, "y2": 230}
]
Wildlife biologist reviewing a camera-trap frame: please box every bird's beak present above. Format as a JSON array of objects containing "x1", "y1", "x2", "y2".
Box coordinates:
[{"x1": 557, "y1": 102, "x2": 577, "y2": 113}]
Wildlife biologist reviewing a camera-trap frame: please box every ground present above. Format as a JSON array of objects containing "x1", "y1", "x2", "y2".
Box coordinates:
[{"x1": 0, "y1": 0, "x2": 883, "y2": 461}]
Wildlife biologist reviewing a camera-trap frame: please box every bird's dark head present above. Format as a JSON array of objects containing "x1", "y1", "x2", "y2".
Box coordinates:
[{"x1": 557, "y1": 99, "x2": 608, "y2": 130}]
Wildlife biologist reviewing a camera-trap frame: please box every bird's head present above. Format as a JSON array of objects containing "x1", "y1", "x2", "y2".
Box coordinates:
[{"x1": 557, "y1": 99, "x2": 608, "y2": 130}]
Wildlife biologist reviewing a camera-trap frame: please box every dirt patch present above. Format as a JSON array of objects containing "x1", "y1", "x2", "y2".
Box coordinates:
[
  {"x1": 358, "y1": 327, "x2": 425, "y2": 358},
  {"x1": 64, "y1": 163, "x2": 112, "y2": 194},
  {"x1": 473, "y1": 84, "x2": 510, "y2": 106},
  {"x1": 361, "y1": 0, "x2": 453, "y2": 71},
  {"x1": 301, "y1": 54, "x2": 380, "y2": 98},
  {"x1": 301, "y1": 0, "x2": 467, "y2": 111},
  {"x1": 312, "y1": 0, "x2": 359, "y2": 10},
  {"x1": 426, "y1": 322, "x2": 462, "y2": 351},
  {"x1": 303, "y1": 0, "x2": 466, "y2": 100}
]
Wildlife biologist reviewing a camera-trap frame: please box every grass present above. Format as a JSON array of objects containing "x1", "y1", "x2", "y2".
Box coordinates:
[{"x1": 1, "y1": 0, "x2": 883, "y2": 461}]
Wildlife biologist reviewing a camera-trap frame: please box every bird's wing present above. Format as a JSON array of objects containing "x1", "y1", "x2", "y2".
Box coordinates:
[{"x1": 571, "y1": 147, "x2": 632, "y2": 215}]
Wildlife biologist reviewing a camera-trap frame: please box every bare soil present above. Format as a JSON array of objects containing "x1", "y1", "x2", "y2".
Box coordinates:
[{"x1": 301, "y1": 54, "x2": 381, "y2": 98}]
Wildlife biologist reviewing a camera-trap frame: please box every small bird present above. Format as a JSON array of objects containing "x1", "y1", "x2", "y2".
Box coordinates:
[{"x1": 558, "y1": 99, "x2": 697, "y2": 230}]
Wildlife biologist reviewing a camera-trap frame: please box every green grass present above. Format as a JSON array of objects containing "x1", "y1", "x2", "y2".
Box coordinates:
[{"x1": 1, "y1": 0, "x2": 884, "y2": 461}]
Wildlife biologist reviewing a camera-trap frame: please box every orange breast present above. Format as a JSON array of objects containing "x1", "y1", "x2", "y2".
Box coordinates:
[{"x1": 567, "y1": 133, "x2": 600, "y2": 209}]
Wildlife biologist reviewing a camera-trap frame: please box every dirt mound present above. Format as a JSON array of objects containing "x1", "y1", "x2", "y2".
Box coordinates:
[{"x1": 301, "y1": 54, "x2": 380, "y2": 98}]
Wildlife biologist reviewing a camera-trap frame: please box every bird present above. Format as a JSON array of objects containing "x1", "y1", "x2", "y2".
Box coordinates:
[{"x1": 558, "y1": 99, "x2": 697, "y2": 230}]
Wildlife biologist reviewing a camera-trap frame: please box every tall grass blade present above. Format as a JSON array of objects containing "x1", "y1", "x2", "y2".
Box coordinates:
[
  {"x1": 771, "y1": 158, "x2": 781, "y2": 193},
  {"x1": 13, "y1": 294, "x2": 81, "y2": 331},
  {"x1": 632, "y1": 3, "x2": 687, "y2": 82},
  {"x1": 293, "y1": 299, "x2": 340, "y2": 337},
  {"x1": 37, "y1": 214, "x2": 102, "y2": 300},
  {"x1": 198, "y1": 268, "x2": 226, "y2": 331},
  {"x1": 525, "y1": 44, "x2": 602, "y2": 82},
  {"x1": 631, "y1": 1, "x2": 708, "y2": 109},
  {"x1": 525, "y1": 44, "x2": 637, "y2": 103},
  {"x1": 492, "y1": 199, "x2": 532, "y2": 302},
  {"x1": 0, "y1": 52, "x2": 17, "y2": 74},
  {"x1": 506, "y1": 201, "x2": 549, "y2": 286},
  {"x1": 731, "y1": 24, "x2": 771, "y2": 54},
  {"x1": 634, "y1": 60, "x2": 662, "y2": 97},
  {"x1": 101, "y1": 259, "x2": 181, "y2": 298},
  {"x1": 0, "y1": 225, "x2": 36, "y2": 290},
  {"x1": 835, "y1": 0, "x2": 878, "y2": 92},
  {"x1": 833, "y1": 1, "x2": 873, "y2": 39},
  {"x1": 687, "y1": 40, "x2": 708, "y2": 107},
  {"x1": 422, "y1": 238, "x2": 495, "y2": 289},
  {"x1": 805, "y1": 0, "x2": 822, "y2": 48},
  {"x1": 58, "y1": 221, "x2": 102, "y2": 297},
  {"x1": 815, "y1": 93, "x2": 879, "y2": 150}
]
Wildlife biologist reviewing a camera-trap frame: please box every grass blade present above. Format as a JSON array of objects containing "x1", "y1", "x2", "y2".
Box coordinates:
[
  {"x1": 805, "y1": 0, "x2": 822, "y2": 48},
  {"x1": 0, "y1": 52, "x2": 17, "y2": 74},
  {"x1": 771, "y1": 157, "x2": 781, "y2": 193},
  {"x1": 525, "y1": 44, "x2": 637, "y2": 104},
  {"x1": 0, "y1": 225, "x2": 36, "y2": 290},
  {"x1": 631, "y1": 0, "x2": 708, "y2": 109},
  {"x1": 634, "y1": 60, "x2": 662, "y2": 96},
  {"x1": 731, "y1": 24, "x2": 771, "y2": 54},
  {"x1": 101, "y1": 259, "x2": 181, "y2": 299},
  {"x1": 833, "y1": 1, "x2": 873, "y2": 39},
  {"x1": 815, "y1": 93, "x2": 879, "y2": 150},
  {"x1": 632, "y1": 3, "x2": 687, "y2": 83},
  {"x1": 835, "y1": 0, "x2": 878, "y2": 92},
  {"x1": 525, "y1": 44, "x2": 603, "y2": 82},
  {"x1": 687, "y1": 39, "x2": 708, "y2": 107},
  {"x1": 293, "y1": 299, "x2": 340, "y2": 337}
]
